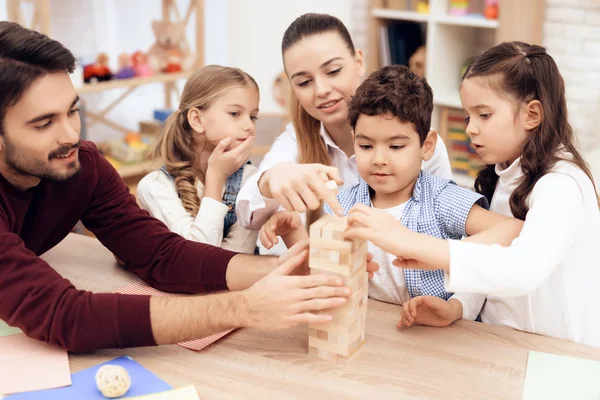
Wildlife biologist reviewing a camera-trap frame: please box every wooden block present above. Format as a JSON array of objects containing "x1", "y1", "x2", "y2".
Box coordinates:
[
  {"x1": 337, "y1": 339, "x2": 365, "y2": 364},
  {"x1": 317, "y1": 348, "x2": 338, "y2": 361},
  {"x1": 309, "y1": 238, "x2": 352, "y2": 252},
  {"x1": 317, "y1": 330, "x2": 328, "y2": 341},
  {"x1": 310, "y1": 259, "x2": 352, "y2": 276},
  {"x1": 308, "y1": 213, "x2": 368, "y2": 362},
  {"x1": 321, "y1": 220, "x2": 335, "y2": 240},
  {"x1": 328, "y1": 332, "x2": 341, "y2": 345},
  {"x1": 309, "y1": 321, "x2": 364, "y2": 356},
  {"x1": 329, "y1": 251, "x2": 341, "y2": 263},
  {"x1": 309, "y1": 215, "x2": 333, "y2": 238}
]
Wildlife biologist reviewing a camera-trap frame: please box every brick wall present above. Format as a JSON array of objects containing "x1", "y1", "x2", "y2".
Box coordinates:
[{"x1": 544, "y1": 0, "x2": 600, "y2": 150}]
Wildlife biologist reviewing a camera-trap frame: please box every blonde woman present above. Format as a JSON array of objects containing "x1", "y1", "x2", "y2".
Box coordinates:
[
  {"x1": 137, "y1": 65, "x2": 259, "y2": 253},
  {"x1": 237, "y1": 13, "x2": 452, "y2": 233}
]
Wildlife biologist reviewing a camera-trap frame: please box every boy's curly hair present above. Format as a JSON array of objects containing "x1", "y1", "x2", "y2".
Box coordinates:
[{"x1": 348, "y1": 64, "x2": 433, "y2": 144}]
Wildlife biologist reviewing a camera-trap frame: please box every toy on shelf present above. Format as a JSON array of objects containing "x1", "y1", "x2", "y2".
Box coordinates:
[
  {"x1": 416, "y1": 1, "x2": 429, "y2": 14},
  {"x1": 409, "y1": 46, "x2": 426, "y2": 78},
  {"x1": 162, "y1": 49, "x2": 183, "y2": 73},
  {"x1": 153, "y1": 109, "x2": 173, "y2": 123},
  {"x1": 484, "y1": 0, "x2": 499, "y2": 20},
  {"x1": 131, "y1": 51, "x2": 153, "y2": 77},
  {"x1": 102, "y1": 132, "x2": 150, "y2": 165},
  {"x1": 147, "y1": 19, "x2": 190, "y2": 73},
  {"x1": 308, "y1": 214, "x2": 368, "y2": 362},
  {"x1": 448, "y1": 0, "x2": 470, "y2": 16},
  {"x1": 385, "y1": 0, "x2": 408, "y2": 9},
  {"x1": 83, "y1": 53, "x2": 112, "y2": 84},
  {"x1": 114, "y1": 52, "x2": 136, "y2": 80}
]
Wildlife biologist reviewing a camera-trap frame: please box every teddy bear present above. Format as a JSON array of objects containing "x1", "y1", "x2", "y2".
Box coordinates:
[{"x1": 146, "y1": 19, "x2": 191, "y2": 73}]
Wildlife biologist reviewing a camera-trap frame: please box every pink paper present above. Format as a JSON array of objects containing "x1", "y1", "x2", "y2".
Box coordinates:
[
  {"x1": 0, "y1": 334, "x2": 71, "y2": 395},
  {"x1": 115, "y1": 282, "x2": 232, "y2": 351}
]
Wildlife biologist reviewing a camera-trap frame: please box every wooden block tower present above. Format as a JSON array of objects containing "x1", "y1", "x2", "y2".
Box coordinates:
[{"x1": 308, "y1": 214, "x2": 368, "y2": 362}]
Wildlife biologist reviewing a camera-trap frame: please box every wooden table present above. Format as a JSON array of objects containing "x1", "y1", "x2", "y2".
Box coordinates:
[{"x1": 42, "y1": 234, "x2": 600, "y2": 400}]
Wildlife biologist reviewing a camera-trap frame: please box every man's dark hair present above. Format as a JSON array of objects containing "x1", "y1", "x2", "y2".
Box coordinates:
[
  {"x1": 348, "y1": 64, "x2": 433, "y2": 144},
  {"x1": 0, "y1": 22, "x2": 75, "y2": 135}
]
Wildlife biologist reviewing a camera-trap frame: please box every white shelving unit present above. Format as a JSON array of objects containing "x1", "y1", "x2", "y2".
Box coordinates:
[{"x1": 367, "y1": 0, "x2": 545, "y2": 188}]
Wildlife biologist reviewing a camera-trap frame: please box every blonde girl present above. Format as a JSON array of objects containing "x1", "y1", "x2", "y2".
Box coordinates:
[{"x1": 137, "y1": 65, "x2": 259, "y2": 253}]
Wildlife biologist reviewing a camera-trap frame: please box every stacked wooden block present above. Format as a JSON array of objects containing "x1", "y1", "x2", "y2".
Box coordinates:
[{"x1": 308, "y1": 214, "x2": 368, "y2": 362}]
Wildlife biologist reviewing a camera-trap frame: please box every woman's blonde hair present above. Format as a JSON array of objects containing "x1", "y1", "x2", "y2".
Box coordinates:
[
  {"x1": 153, "y1": 65, "x2": 258, "y2": 217},
  {"x1": 282, "y1": 13, "x2": 356, "y2": 225}
]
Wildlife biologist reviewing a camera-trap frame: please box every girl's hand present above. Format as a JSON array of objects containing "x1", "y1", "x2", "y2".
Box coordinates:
[
  {"x1": 260, "y1": 211, "x2": 303, "y2": 249},
  {"x1": 344, "y1": 204, "x2": 412, "y2": 257},
  {"x1": 258, "y1": 162, "x2": 344, "y2": 216},
  {"x1": 207, "y1": 136, "x2": 255, "y2": 182},
  {"x1": 398, "y1": 297, "x2": 462, "y2": 328},
  {"x1": 392, "y1": 257, "x2": 437, "y2": 271}
]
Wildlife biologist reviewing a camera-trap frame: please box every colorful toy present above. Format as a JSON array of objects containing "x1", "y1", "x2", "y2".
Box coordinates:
[
  {"x1": 83, "y1": 53, "x2": 112, "y2": 84},
  {"x1": 153, "y1": 109, "x2": 173, "y2": 123},
  {"x1": 484, "y1": 0, "x2": 499, "y2": 20},
  {"x1": 308, "y1": 214, "x2": 368, "y2": 362},
  {"x1": 449, "y1": 0, "x2": 469, "y2": 16},
  {"x1": 147, "y1": 19, "x2": 190, "y2": 73},
  {"x1": 114, "y1": 52, "x2": 135, "y2": 79},
  {"x1": 162, "y1": 48, "x2": 183, "y2": 73},
  {"x1": 131, "y1": 51, "x2": 153, "y2": 77},
  {"x1": 416, "y1": 1, "x2": 430, "y2": 14}
]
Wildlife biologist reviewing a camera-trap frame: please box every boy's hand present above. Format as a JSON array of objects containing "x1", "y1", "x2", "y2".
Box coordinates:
[
  {"x1": 260, "y1": 211, "x2": 303, "y2": 249},
  {"x1": 344, "y1": 204, "x2": 411, "y2": 256},
  {"x1": 398, "y1": 297, "x2": 462, "y2": 328}
]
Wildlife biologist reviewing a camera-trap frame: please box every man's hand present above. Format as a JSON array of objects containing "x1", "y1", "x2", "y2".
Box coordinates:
[{"x1": 240, "y1": 249, "x2": 351, "y2": 330}]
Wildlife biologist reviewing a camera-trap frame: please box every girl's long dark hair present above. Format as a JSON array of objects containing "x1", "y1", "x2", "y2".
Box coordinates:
[{"x1": 464, "y1": 41, "x2": 599, "y2": 219}]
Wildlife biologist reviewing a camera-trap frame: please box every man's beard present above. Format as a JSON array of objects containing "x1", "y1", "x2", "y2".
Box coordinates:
[{"x1": 3, "y1": 137, "x2": 82, "y2": 182}]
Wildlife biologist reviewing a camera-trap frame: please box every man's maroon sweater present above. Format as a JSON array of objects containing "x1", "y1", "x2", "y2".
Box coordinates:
[{"x1": 0, "y1": 140, "x2": 236, "y2": 352}]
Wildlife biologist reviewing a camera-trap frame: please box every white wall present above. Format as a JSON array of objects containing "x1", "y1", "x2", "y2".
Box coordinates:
[{"x1": 1, "y1": 0, "x2": 354, "y2": 140}]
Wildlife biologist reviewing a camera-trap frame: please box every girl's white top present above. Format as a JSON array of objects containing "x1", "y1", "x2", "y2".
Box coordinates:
[
  {"x1": 449, "y1": 156, "x2": 600, "y2": 347},
  {"x1": 137, "y1": 164, "x2": 259, "y2": 254}
]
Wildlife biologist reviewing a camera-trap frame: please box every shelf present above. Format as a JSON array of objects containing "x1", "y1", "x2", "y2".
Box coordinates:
[
  {"x1": 371, "y1": 8, "x2": 430, "y2": 23},
  {"x1": 435, "y1": 15, "x2": 499, "y2": 29},
  {"x1": 452, "y1": 173, "x2": 475, "y2": 189},
  {"x1": 77, "y1": 71, "x2": 193, "y2": 94},
  {"x1": 370, "y1": 9, "x2": 498, "y2": 29}
]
